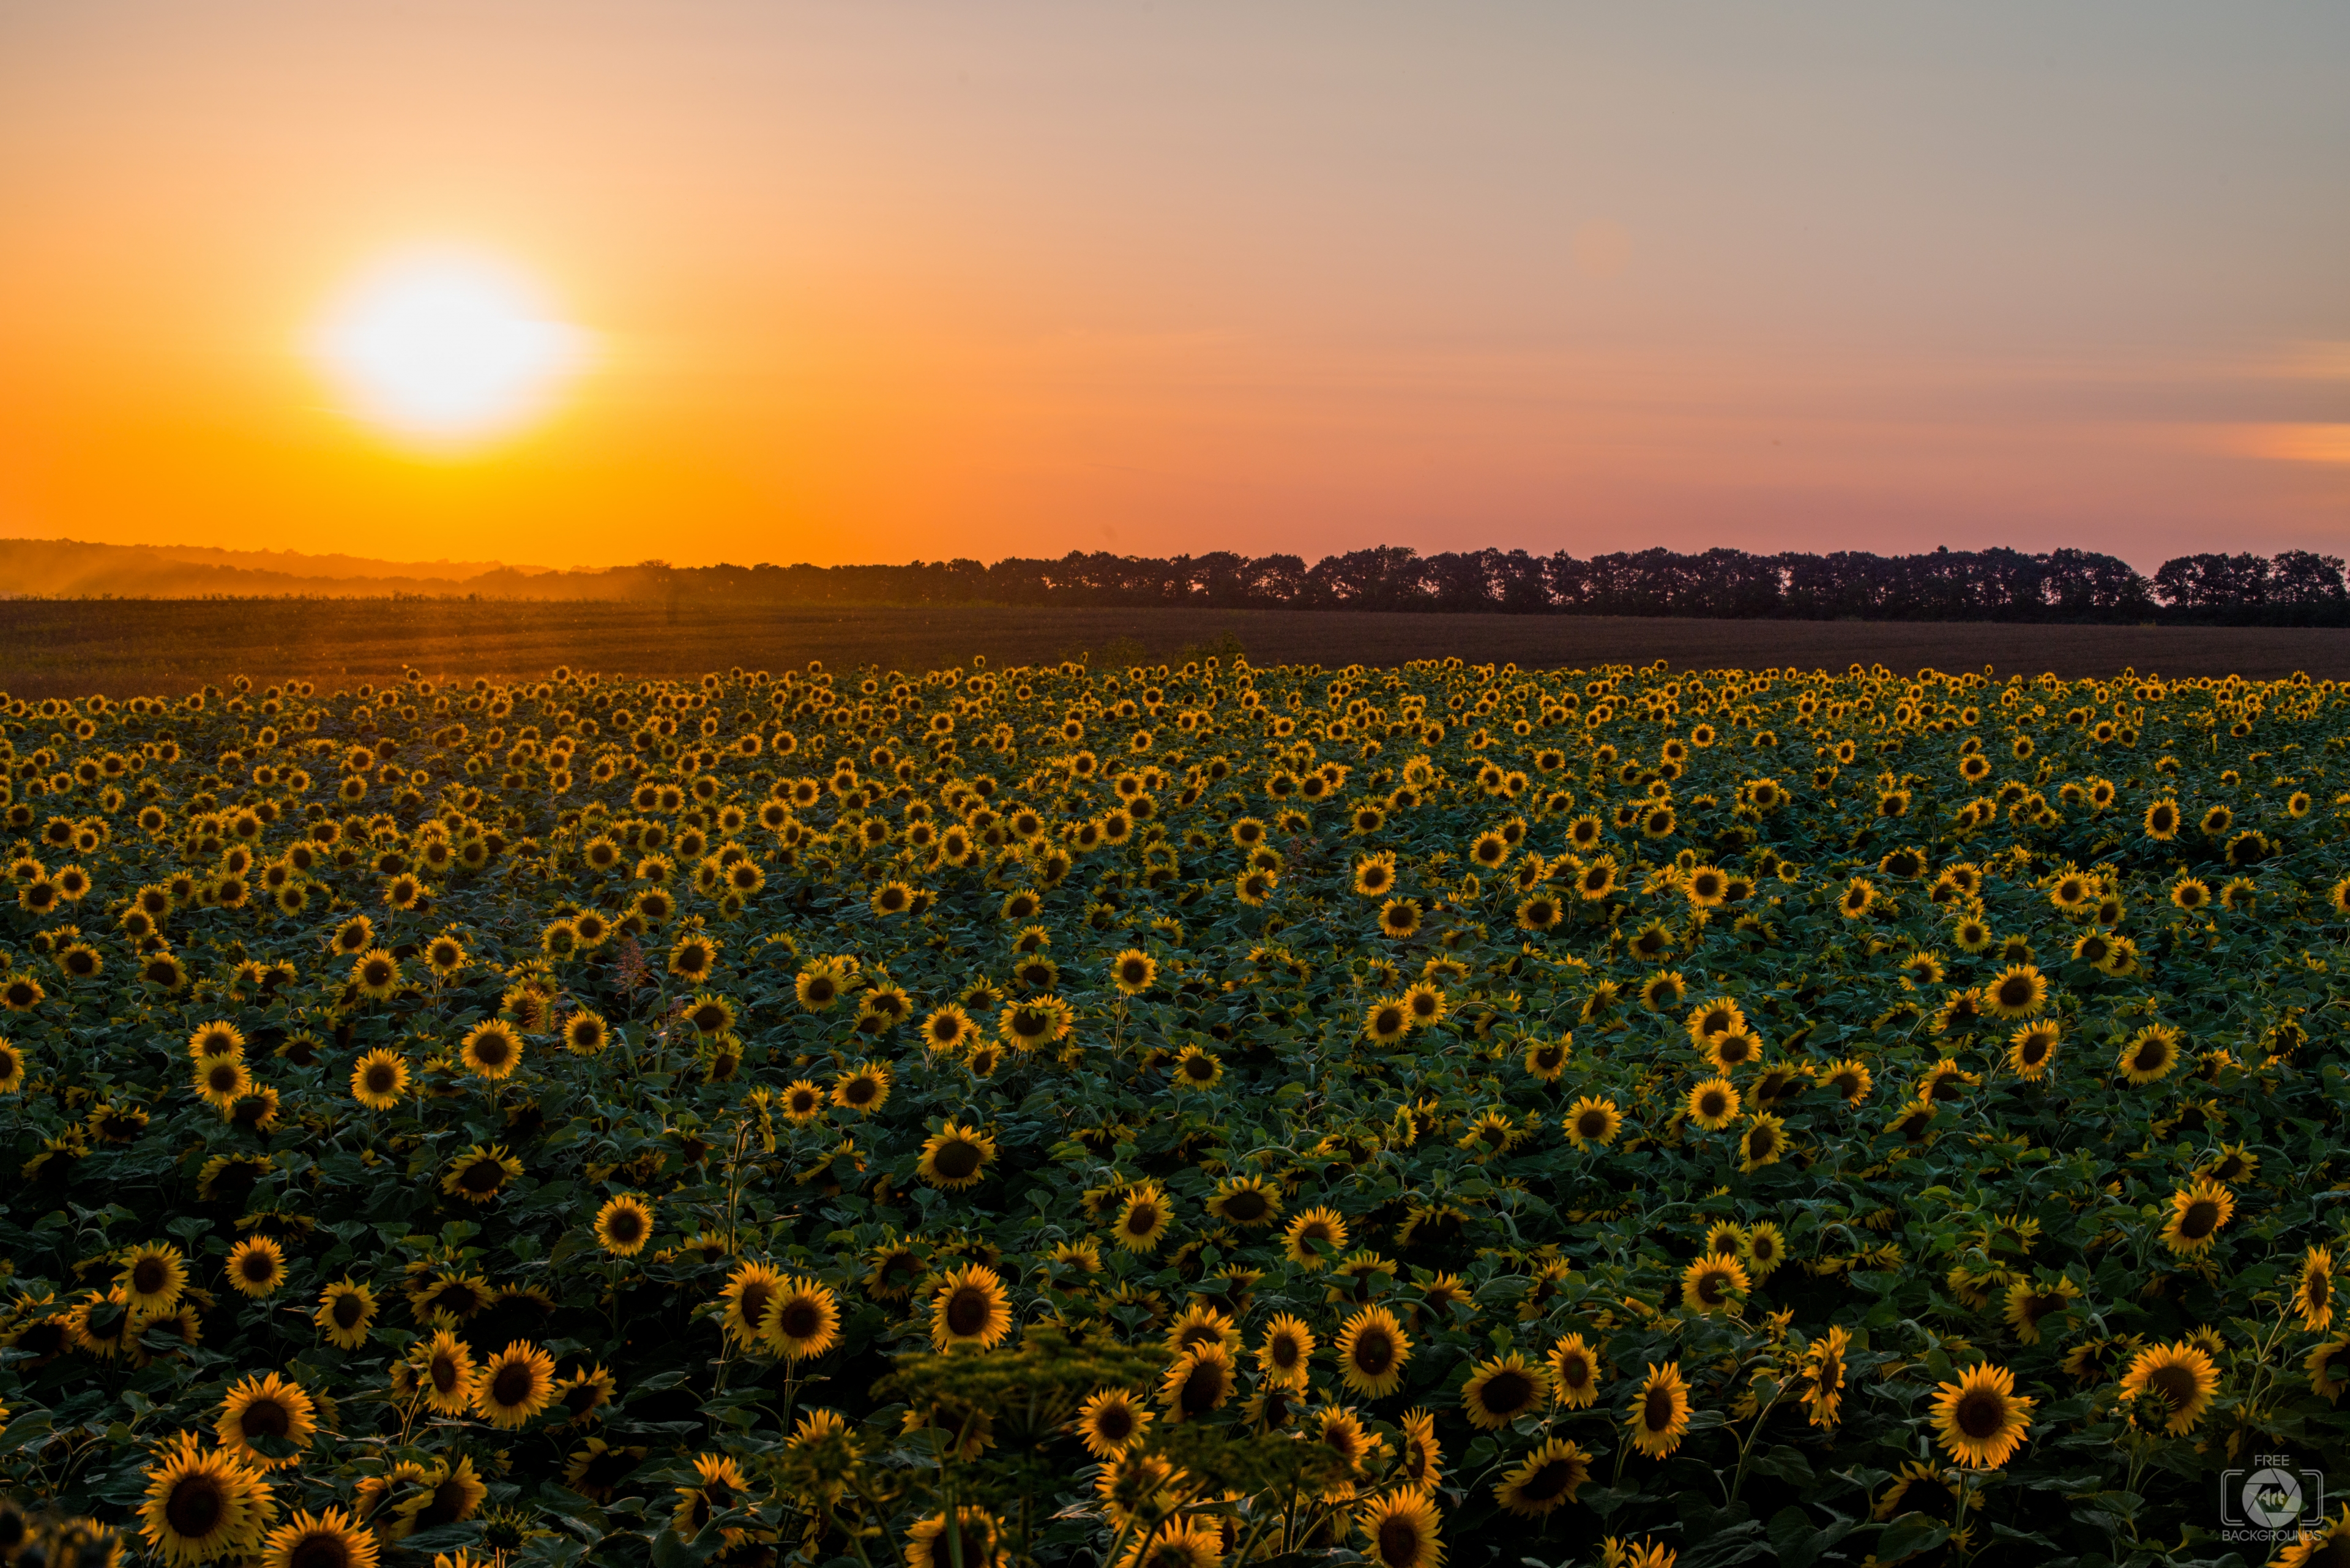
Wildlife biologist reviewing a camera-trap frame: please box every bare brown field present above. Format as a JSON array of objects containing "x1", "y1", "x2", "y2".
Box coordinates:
[{"x1": 1, "y1": 598, "x2": 2345, "y2": 697}]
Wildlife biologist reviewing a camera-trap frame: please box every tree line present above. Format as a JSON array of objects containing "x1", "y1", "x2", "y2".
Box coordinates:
[
  {"x1": 629, "y1": 545, "x2": 2350, "y2": 624},
  {"x1": 6, "y1": 537, "x2": 2346, "y2": 623}
]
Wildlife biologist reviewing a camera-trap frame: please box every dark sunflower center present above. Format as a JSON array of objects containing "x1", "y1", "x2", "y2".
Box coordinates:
[
  {"x1": 1223, "y1": 1190, "x2": 1268, "y2": 1221},
  {"x1": 945, "y1": 1286, "x2": 990, "y2": 1337},
  {"x1": 1351, "y1": 1331, "x2": 1394, "y2": 1375},
  {"x1": 1954, "y1": 1388, "x2": 2006, "y2": 1439},
  {"x1": 1180, "y1": 1360, "x2": 1226, "y2": 1414},
  {"x1": 1095, "y1": 1403, "x2": 1134, "y2": 1441},
  {"x1": 460, "y1": 1161, "x2": 505, "y2": 1193},
  {"x1": 1482, "y1": 1370, "x2": 1535, "y2": 1416},
  {"x1": 934, "y1": 1142, "x2": 982, "y2": 1179},
  {"x1": 242, "y1": 1397, "x2": 290, "y2": 1439},
  {"x1": 165, "y1": 1473, "x2": 228, "y2": 1538},
  {"x1": 332, "y1": 1294, "x2": 365, "y2": 1329},
  {"x1": 779, "y1": 1301, "x2": 823, "y2": 1339},
  {"x1": 491, "y1": 1362, "x2": 535, "y2": 1407},
  {"x1": 1523, "y1": 1458, "x2": 1576, "y2": 1502},
  {"x1": 1643, "y1": 1387, "x2": 1676, "y2": 1432},
  {"x1": 133, "y1": 1258, "x2": 170, "y2": 1294},
  {"x1": 2182, "y1": 1201, "x2": 2219, "y2": 1239}
]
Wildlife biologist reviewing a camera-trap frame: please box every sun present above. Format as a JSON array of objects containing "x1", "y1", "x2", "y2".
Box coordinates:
[{"x1": 314, "y1": 248, "x2": 590, "y2": 447}]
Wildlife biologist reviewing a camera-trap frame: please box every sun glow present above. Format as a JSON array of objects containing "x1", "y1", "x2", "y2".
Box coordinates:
[{"x1": 314, "y1": 249, "x2": 589, "y2": 447}]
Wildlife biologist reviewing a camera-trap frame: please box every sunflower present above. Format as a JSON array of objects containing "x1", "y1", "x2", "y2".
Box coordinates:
[
  {"x1": 137, "y1": 1430, "x2": 274, "y2": 1567},
  {"x1": 720, "y1": 1263, "x2": 788, "y2": 1347},
  {"x1": 1336, "y1": 1305, "x2": 1411, "y2": 1397},
  {"x1": 1159, "y1": 1342, "x2": 1237, "y2": 1419},
  {"x1": 1097, "y1": 1182, "x2": 1174, "y2": 1255},
  {"x1": 1074, "y1": 1387, "x2": 1154, "y2": 1458},
  {"x1": 1378, "y1": 898, "x2": 1421, "y2": 937},
  {"x1": 1800, "y1": 1324, "x2": 1850, "y2": 1427},
  {"x1": 560, "y1": 1010, "x2": 610, "y2": 1056},
  {"x1": 1357, "y1": 1488, "x2": 1444, "y2": 1568},
  {"x1": 350, "y1": 948, "x2": 402, "y2": 1001},
  {"x1": 1680, "y1": 1254, "x2": 1750, "y2": 1315},
  {"x1": 930, "y1": 1264, "x2": 1013, "y2": 1352},
  {"x1": 2161, "y1": 1179, "x2": 2236, "y2": 1255},
  {"x1": 1284, "y1": 1208, "x2": 1350, "y2": 1269},
  {"x1": 1170, "y1": 1044, "x2": 1222, "y2": 1089},
  {"x1": 1685, "y1": 996, "x2": 1745, "y2": 1046},
  {"x1": 1494, "y1": 1436, "x2": 1594, "y2": 1516},
  {"x1": 1981, "y1": 963, "x2": 2046, "y2": 1020},
  {"x1": 1929, "y1": 1362, "x2": 2034, "y2": 1468},
  {"x1": 1627, "y1": 1362, "x2": 1692, "y2": 1458},
  {"x1": 349, "y1": 1049, "x2": 408, "y2": 1110},
  {"x1": 1561, "y1": 1096, "x2": 1622, "y2": 1151},
  {"x1": 1686, "y1": 1077, "x2": 1740, "y2": 1130},
  {"x1": 413, "y1": 1329, "x2": 478, "y2": 1414},
  {"x1": 441, "y1": 1144, "x2": 523, "y2": 1205},
  {"x1": 1545, "y1": 1333, "x2": 1602, "y2": 1409},
  {"x1": 118, "y1": 1243, "x2": 188, "y2": 1315},
  {"x1": 258, "y1": 1506, "x2": 376, "y2": 1568},
  {"x1": 921, "y1": 1004, "x2": 975, "y2": 1055},
  {"x1": 778, "y1": 1080, "x2": 826, "y2": 1123},
  {"x1": 2114, "y1": 1023, "x2": 2182, "y2": 1085},
  {"x1": 553, "y1": 1365, "x2": 619, "y2": 1425},
  {"x1": 906, "y1": 1508, "x2": 1005, "y2": 1568},
  {"x1": 1207, "y1": 1175, "x2": 1284, "y2": 1228},
  {"x1": 831, "y1": 1062, "x2": 892, "y2": 1114},
  {"x1": 919, "y1": 1120, "x2": 996, "y2": 1190},
  {"x1": 761, "y1": 1278, "x2": 841, "y2": 1361},
  {"x1": 472, "y1": 1340, "x2": 558, "y2": 1428},
  {"x1": 594, "y1": 1194, "x2": 656, "y2": 1257},
  {"x1": 193, "y1": 1056, "x2": 253, "y2": 1114},
  {"x1": 2143, "y1": 798, "x2": 2180, "y2": 840},
  {"x1": 314, "y1": 1279, "x2": 376, "y2": 1350},
  {"x1": 217, "y1": 1371, "x2": 317, "y2": 1470},
  {"x1": 1362, "y1": 997, "x2": 1410, "y2": 1043},
  {"x1": 226, "y1": 1236, "x2": 287, "y2": 1298},
  {"x1": 1108, "y1": 947, "x2": 1158, "y2": 996},
  {"x1": 1253, "y1": 1313, "x2": 1315, "y2": 1387},
  {"x1": 1742, "y1": 1222, "x2": 1788, "y2": 1279},
  {"x1": 2006, "y1": 1022, "x2": 2059, "y2": 1080},
  {"x1": 2299, "y1": 1246, "x2": 2337, "y2": 1332},
  {"x1": 458, "y1": 1020, "x2": 523, "y2": 1080},
  {"x1": 673, "y1": 1452, "x2": 753, "y2": 1543},
  {"x1": 1461, "y1": 1352, "x2": 1551, "y2": 1430},
  {"x1": 0, "y1": 1036, "x2": 24, "y2": 1095},
  {"x1": 2124, "y1": 1345, "x2": 2228, "y2": 1438},
  {"x1": 2001, "y1": 1276, "x2": 2081, "y2": 1346},
  {"x1": 1737, "y1": 1113, "x2": 1788, "y2": 1171}
]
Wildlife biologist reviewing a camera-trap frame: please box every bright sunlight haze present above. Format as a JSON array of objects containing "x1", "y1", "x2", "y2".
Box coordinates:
[{"x1": 312, "y1": 251, "x2": 590, "y2": 449}]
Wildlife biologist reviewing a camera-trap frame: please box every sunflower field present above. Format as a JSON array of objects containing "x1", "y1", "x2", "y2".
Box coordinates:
[{"x1": 2, "y1": 654, "x2": 2349, "y2": 1568}]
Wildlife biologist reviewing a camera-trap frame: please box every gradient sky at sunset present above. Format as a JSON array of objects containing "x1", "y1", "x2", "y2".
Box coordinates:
[{"x1": 2, "y1": 1, "x2": 2344, "y2": 572}]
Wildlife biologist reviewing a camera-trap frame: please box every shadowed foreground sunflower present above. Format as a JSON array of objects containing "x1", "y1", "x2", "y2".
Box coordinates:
[
  {"x1": 2118, "y1": 1341, "x2": 2219, "y2": 1435},
  {"x1": 907, "y1": 1507, "x2": 1006, "y2": 1568},
  {"x1": 217, "y1": 1370, "x2": 318, "y2": 1471},
  {"x1": 1074, "y1": 1386, "x2": 1153, "y2": 1458},
  {"x1": 138, "y1": 1430, "x2": 273, "y2": 1565},
  {"x1": 929, "y1": 1264, "x2": 1012, "y2": 1352},
  {"x1": 1460, "y1": 1351, "x2": 1550, "y2": 1429},
  {"x1": 1358, "y1": 1488, "x2": 1445, "y2": 1568},
  {"x1": 1628, "y1": 1363, "x2": 1691, "y2": 1458},
  {"x1": 760, "y1": 1277, "x2": 841, "y2": 1361},
  {"x1": 474, "y1": 1340, "x2": 558, "y2": 1428},
  {"x1": 259, "y1": 1505, "x2": 378, "y2": 1568},
  {"x1": 1930, "y1": 1362, "x2": 2034, "y2": 1468},
  {"x1": 1337, "y1": 1305, "x2": 1412, "y2": 1397},
  {"x1": 1493, "y1": 1436, "x2": 1594, "y2": 1516}
]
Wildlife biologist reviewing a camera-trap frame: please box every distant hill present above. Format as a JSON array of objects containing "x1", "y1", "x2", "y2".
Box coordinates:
[
  {"x1": 112, "y1": 543, "x2": 554, "y2": 581},
  {"x1": 0, "y1": 538, "x2": 614, "y2": 600}
]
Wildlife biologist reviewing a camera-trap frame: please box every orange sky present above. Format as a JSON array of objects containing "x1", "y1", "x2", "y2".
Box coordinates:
[{"x1": 2, "y1": 2, "x2": 2344, "y2": 572}]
